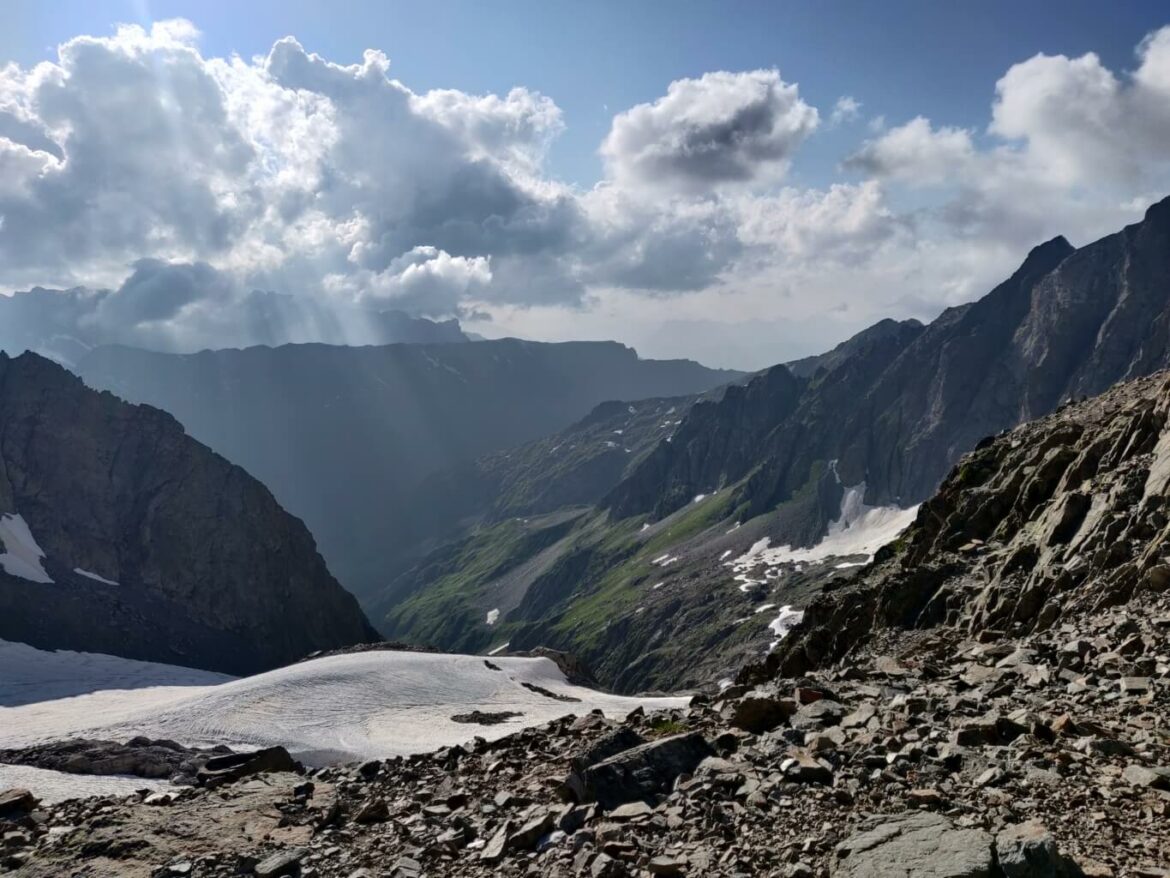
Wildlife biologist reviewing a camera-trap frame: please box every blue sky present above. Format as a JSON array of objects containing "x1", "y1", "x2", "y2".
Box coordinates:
[
  {"x1": 7, "y1": 0, "x2": 1168, "y2": 188},
  {"x1": 2, "y1": 2, "x2": 1170, "y2": 368}
]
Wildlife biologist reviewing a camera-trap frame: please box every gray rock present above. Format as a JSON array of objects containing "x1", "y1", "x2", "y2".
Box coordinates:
[
  {"x1": 832, "y1": 811, "x2": 994, "y2": 877},
  {"x1": 995, "y1": 820, "x2": 1074, "y2": 877},
  {"x1": 253, "y1": 849, "x2": 305, "y2": 878},
  {"x1": 581, "y1": 732, "x2": 713, "y2": 808}
]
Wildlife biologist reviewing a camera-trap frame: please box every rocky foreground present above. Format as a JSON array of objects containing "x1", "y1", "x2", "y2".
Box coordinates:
[{"x1": 1, "y1": 584, "x2": 1166, "y2": 877}]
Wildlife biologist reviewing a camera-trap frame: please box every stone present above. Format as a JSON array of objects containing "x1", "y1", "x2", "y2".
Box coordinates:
[
  {"x1": 506, "y1": 812, "x2": 554, "y2": 851},
  {"x1": 0, "y1": 789, "x2": 37, "y2": 818},
  {"x1": 608, "y1": 801, "x2": 653, "y2": 820},
  {"x1": 649, "y1": 855, "x2": 686, "y2": 876},
  {"x1": 832, "y1": 811, "x2": 994, "y2": 877},
  {"x1": 790, "y1": 699, "x2": 847, "y2": 731},
  {"x1": 198, "y1": 747, "x2": 299, "y2": 787},
  {"x1": 781, "y1": 750, "x2": 833, "y2": 785},
  {"x1": 1119, "y1": 677, "x2": 1151, "y2": 695},
  {"x1": 1123, "y1": 764, "x2": 1170, "y2": 790},
  {"x1": 479, "y1": 820, "x2": 512, "y2": 863},
  {"x1": 581, "y1": 732, "x2": 713, "y2": 808},
  {"x1": 995, "y1": 820, "x2": 1070, "y2": 877},
  {"x1": 729, "y1": 694, "x2": 795, "y2": 733},
  {"x1": 353, "y1": 798, "x2": 389, "y2": 824},
  {"x1": 253, "y1": 849, "x2": 305, "y2": 878}
]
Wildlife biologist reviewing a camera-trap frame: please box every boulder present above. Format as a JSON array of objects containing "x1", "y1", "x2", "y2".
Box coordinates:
[
  {"x1": 580, "y1": 732, "x2": 713, "y2": 808},
  {"x1": 198, "y1": 747, "x2": 300, "y2": 787},
  {"x1": 995, "y1": 820, "x2": 1078, "y2": 877},
  {"x1": 0, "y1": 789, "x2": 37, "y2": 819},
  {"x1": 832, "y1": 811, "x2": 994, "y2": 877}
]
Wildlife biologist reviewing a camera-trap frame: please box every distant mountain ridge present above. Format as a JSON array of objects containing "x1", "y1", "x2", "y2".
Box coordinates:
[
  {"x1": 0, "y1": 285, "x2": 468, "y2": 366},
  {"x1": 375, "y1": 195, "x2": 1170, "y2": 692},
  {"x1": 0, "y1": 351, "x2": 376, "y2": 675},
  {"x1": 76, "y1": 339, "x2": 744, "y2": 602}
]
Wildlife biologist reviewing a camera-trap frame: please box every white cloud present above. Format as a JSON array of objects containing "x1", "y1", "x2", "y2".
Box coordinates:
[
  {"x1": 845, "y1": 116, "x2": 976, "y2": 185},
  {"x1": 830, "y1": 95, "x2": 861, "y2": 125},
  {"x1": 600, "y1": 70, "x2": 818, "y2": 192},
  {"x1": 1, "y1": 20, "x2": 1169, "y2": 369}
]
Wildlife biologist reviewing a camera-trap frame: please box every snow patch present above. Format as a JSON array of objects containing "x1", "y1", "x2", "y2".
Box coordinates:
[
  {"x1": 0, "y1": 514, "x2": 53, "y2": 584},
  {"x1": 485, "y1": 608, "x2": 500, "y2": 626},
  {"x1": 693, "y1": 494, "x2": 707, "y2": 503},
  {"x1": 74, "y1": 568, "x2": 119, "y2": 586},
  {"x1": 0, "y1": 764, "x2": 168, "y2": 805},
  {"x1": 487, "y1": 642, "x2": 510, "y2": 656},
  {"x1": 767, "y1": 605, "x2": 805, "y2": 651},
  {"x1": 0, "y1": 642, "x2": 686, "y2": 765},
  {"x1": 728, "y1": 484, "x2": 917, "y2": 575}
]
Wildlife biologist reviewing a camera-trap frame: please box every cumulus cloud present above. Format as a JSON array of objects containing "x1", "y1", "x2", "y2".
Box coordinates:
[
  {"x1": 600, "y1": 70, "x2": 818, "y2": 192},
  {"x1": 845, "y1": 117, "x2": 976, "y2": 185},
  {"x1": 829, "y1": 96, "x2": 861, "y2": 125},
  {"x1": 1, "y1": 19, "x2": 1170, "y2": 368}
]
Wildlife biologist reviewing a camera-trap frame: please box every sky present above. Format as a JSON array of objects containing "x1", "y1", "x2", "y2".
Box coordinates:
[{"x1": 2, "y1": 1, "x2": 1170, "y2": 368}]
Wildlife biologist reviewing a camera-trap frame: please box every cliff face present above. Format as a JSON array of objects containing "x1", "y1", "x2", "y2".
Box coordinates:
[
  {"x1": 0, "y1": 352, "x2": 377, "y2": 675},
  {"x1": 766, "y1": 368, "x2": 1170, "y2": 679}
]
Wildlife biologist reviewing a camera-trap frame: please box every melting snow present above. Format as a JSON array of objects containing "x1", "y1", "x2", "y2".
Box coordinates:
[
  {"x1": 0, "y1": 514, "x2": 53, "y2": 584},
  {"x1": 485, "y1": 608, "x2": 500, "y2": 626},
  {"x1": 754, "y1": 603, "x2": 777, "y2": 614},
  {"x1": 719, "y1": 550, "x2": 733, "y2": 561},
  {"x1": 728, "y1": 483, "x2": 917, "y2": 575},
  {"x1": 0, "y1": 642, "x2": 687, "y2": 768},
  {"x1": 693, "y1": 494, "x2": 707, "y2": 503},
  {"x1": 767, "y1": 605, "x2": 806, "y2": 651},
  {"x1": 487, "y1": 642, "x2": 510, "y2": 656},
  {"x1": 74, "y1": 568, "x2": 119, "y2": 586},
  {"x1": 0, "y1": 764, "x2": 168, "y2": 804}
]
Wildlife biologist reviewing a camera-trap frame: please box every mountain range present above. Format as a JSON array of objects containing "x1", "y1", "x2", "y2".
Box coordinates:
[
  {"x1": 371, "y1": 195, "x2": 1170, "y2": 692},
  {"x1": 74, "y1": 340, "x2": 742, "y2": 602}
]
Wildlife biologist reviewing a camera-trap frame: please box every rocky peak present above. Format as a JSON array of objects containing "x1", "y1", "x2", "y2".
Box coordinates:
[{"x1": 0, "y1": 352, "x2": 377, "y2": 674}]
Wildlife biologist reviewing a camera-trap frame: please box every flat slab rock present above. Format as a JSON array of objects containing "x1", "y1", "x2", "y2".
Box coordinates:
[
  {"x1": 580, "y1": 731, "x2": 713, "y2": 808},
  {"x1": 832, "y1": 812, "x2": 995, "y2": 878}
]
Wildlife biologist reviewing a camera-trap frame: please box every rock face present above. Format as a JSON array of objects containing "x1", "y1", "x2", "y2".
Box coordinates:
[
  {"x1": 770, "y1": 368, "x2": 1170, "y2": 678},
  {"x1": 0, "y1": 352, "x2": 377, "y2": 674}
]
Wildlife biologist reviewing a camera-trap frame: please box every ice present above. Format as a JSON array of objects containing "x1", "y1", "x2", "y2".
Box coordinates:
[
  {"x1": 0, "y1": 764, "x2": 168, "y2": 804},
  {"x1": 0, "y1": 639, "x2": 233, "y2": 706},
  {"x1": 485, "y1": 608, "x2": 500, "y2": 626},
  {"x1": 73, "y1": 568, "x2": 120, "y2": 586},
  {"x1": 0, "y1": 513, "x2": 53, "y2": 584},
  {"x1": 0, "y1": 642, "x2": 686, "y2": 765},
  {"x1": 767, "y1": 605, "x2": 806, "y2": 651}
]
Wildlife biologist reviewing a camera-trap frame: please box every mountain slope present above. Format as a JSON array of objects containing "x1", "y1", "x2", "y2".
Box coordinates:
[
  {"x1": 75, "y1": 340, "x2": 742, "y2": 601},
  {"x1": 381, "y1": 196, "x2": 1170, "y2": 692},
  {"x1": 0, "y1": 352, "x2": 376, "y2": 675},
  {"x1": 762, "y1": 366, "x2": 1170, "y2": 680}
]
